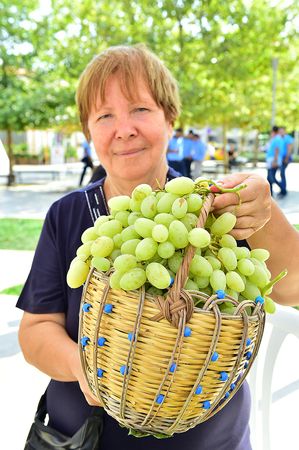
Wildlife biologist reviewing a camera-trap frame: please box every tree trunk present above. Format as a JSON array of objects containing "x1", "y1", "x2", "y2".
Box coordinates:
[
  {"x1": 6, "y1": 128, "x2": 15, "y2": 186},
  {"x1": 253, "y1": 131, "x2": 259, "y2": 168}
]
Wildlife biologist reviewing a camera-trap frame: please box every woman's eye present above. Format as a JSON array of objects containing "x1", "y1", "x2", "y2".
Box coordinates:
[
  {"x1": 134, "y1": 107, "x2": 149, "y2": 113},
  {"x1": 97, "y1": 114, "x2": 112, "y2": 121}
]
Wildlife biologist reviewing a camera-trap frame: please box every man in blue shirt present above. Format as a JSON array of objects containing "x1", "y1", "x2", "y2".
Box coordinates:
[
  {"x1": 182, "y1": 129, "x2": 194, "y2": 177},
  {"x1": 167, "y1": 128, "x2": 185, "y2": 174},
  {"x1": 279, "y1": 127, "x2": 294, "y2": 196},
  {"x1": 266, "y1": 126, "x2": 283, "y2": 196},
  {"x1": 191, "y1": 134, "x2": 206, "y2": 178}
]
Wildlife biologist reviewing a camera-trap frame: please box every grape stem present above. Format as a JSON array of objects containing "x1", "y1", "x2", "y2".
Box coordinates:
[
  {"x1": 207, "y1": 180, "x2": 247, "y2": 194},
  {"x1": 262, "y1": 269, "x2": 288, "y2": 296}
]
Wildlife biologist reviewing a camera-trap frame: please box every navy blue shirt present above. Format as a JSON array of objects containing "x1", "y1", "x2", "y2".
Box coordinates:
[{"x1": 17, "y1": 168, "x2": 251, "y2": 449}]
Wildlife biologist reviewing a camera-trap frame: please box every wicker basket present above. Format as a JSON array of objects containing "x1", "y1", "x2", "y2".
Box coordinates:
[{"x1": 79, "y1": 193, "x2": 265, "y2": 436}]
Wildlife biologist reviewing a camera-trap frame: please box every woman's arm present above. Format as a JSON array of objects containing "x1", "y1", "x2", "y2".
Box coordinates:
[
  {"x1": 18, "y1": 311, "x2": 103, "y2": 406},
  {"x1": 247, "y1": 200, "x2": 299, "y2": 306},
  {"x1": 212, "y1": 172, "x2": 299, "y2": 306}
]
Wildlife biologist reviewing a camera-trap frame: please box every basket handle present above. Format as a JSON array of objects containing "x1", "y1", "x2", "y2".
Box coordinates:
[{"x1": 151, "y1": 192, "x2": 215, "y2": 327}]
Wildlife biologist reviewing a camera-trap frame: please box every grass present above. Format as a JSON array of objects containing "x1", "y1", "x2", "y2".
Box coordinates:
[
  {"x1": 0, "y1": 218, "x2": 43, "y2": 250},
  {"x1": 0, "y1": 284, "x2": 24, "y2": 295},
  {"x1": 294, "y1": 224, "x2": 299, "y2": 231}
]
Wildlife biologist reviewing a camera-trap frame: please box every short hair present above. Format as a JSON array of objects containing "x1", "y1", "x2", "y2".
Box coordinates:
[
  {"x1": 76, "y1": 44, "x2": 181, "y2": 140},
  {"x1": 272, "y1": 125, "x2": 279, "y2": 133},
  {"x1": 175, "y1": 127, "x2": 183, "y2": 133}
]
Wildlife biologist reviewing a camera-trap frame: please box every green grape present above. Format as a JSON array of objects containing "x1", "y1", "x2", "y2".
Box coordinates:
[
  {"x1": 128, "y1": 212, "x2": 142, "y2": 226},
  {"x1": 134, "y1": 218, "x2": 155, "y2": 238},
  {"x1": 156, "y1": 192, "x2": 179, "y2": 213},
  {"x1": 91, "y1": 256, "x2": 111, "y2": 272},
  {"x1": 140, "y1": 195, "x2": 157, "y2": 218},
  {"x1": 146, "y1": 262, "x2": 171, "y2": 289},
  {"x1": 114, "y1": 254, "x2": 138, "y2": 272},
  {"x1": 114, "y1": 211, "x2": 130, "y2": 227},
  {"x1": 110, "y1": 249, "x2": 121, "y2": 261},
  {"x1": 91, "y1": 236, "x2": 114, "y2": 257},
  {"x1": 120, "y1": 238, "x2": 141, "y2": 255},
  {"x1": 113, "y1": 233, "x2": 123, "y2": 249},
  {"x1": 146, "y1": 286, "x2": 164, "y2": 296},
  {"x1": 226, "y1": 288, "x2": 239, "y2": 300},
  {"x1": 156, "y1": 191, "x2": 165, "y2": 201},
  {"x1": 108, "y1": 195, "x2": 130, "y2": 212},
  {"x1": 97, "y1": 219, "x2": 123, "y2": 238},
  {"x1": 199, "y1": 286, "x2": 212, "y2": 296},
  {"x1": 219, "y1": 234, "x2": 237, "y2": 248},
  {"x1": 232, "y1": 246, "x2": 250, "y2": 260},
  {"x1": 210, "y1": 269, "x2": 226, "y2": 291},
  {"x1": 129, "y1": 198, "x2": 142, "y2": 212},
  {"x1": 190, "y1": 255, "x2": 213, "y2": 277},
  {"x1": 135, "y1": 238, "x2": 158, "y2": 261},
  {"x1": 67, "y1": 259, "x2": 90, "y2": 288},
  {"x1": 171, "y1": 197, "x2": 188, "y2": 219},
  {"x1": 194, "y1": 276, "x2": 210, "y2": 289},
  {"x1": 157, "y1": 241, "x2": 175, "y2": 259},
  {"x1": 226, "y1": 271, "x2": 245, "y2": 292},
  {"x1": 195, "y1": 247, "x2": 202, "y2": 255},
  {"x1": 94, "y1": 216, "x2": 110, "y2": 228},
  {"x1": 154, "y1": 213, "x2": 175, "y2": 228},
  {"x1": 76, "y1": 241, "x2": 93, "y2": 261},
  {"x1": 237, "y1": 258, "x2": 255, "y2": 276},
  {"x1": 219, "y1": 302, "x2": 236, "y2": 314},
  {"x1": 210, "y1": 212, "x2": 237, "y2": 236},
  {"x1": 241, "y1": 280, "x2": 261, "y2": 300},
  {"x1": 81, "y1": 227, "x2": 98, "y2": 243},
  {"x1": 248, "y1": 265, "x2": 270, "y2": 289},
  {"x1": 120, "y1": 268, "x2": 146, "y2": 290},
  {"x1": 168, "y1": 252, "x2": 183, "y2": 273},
  {"x1": 265, "y1": 296, "x2": 276, "y2": 313},
  {"x1": 180, "y1": 213, "x2": 198, "y2": 231},
  {"x1": 204, "y1": 214, "x2": 216, "y2": 230},
  {"x1": 121, "y1": 225, "x2": 140, "y2": 241},
  {"x1": 188, "y1": 228, "x2": 211, "y2": 248},
  {"x1": 186, "y1": 193, "x2": 203, "y2": 212},
  {"x1": 110, "y1": 270, "x2": 123, "y2": 289},
  {"x1": 250, "y1": 248, "x2": 270, "y2": 262},
  {"x1": 168, "y1": 220, "x2": 189, "y2": 249},
  {"x1": 235, "y1": 270, "x2": 247, "y2": 285},
  {"x1": 165, "y1": 177, "x2": 195, "y2": 195},
  {"x1": 218, "y1": 247, "x2": 237, "y2": 271},
  {"x1": 132, "y1": 184, "x2": 152, "y2": 201},
  {"x1": 184, "y1": 278, "x2": 198, "y2": 290},
  {"x1": 152, "y1": 224, "x2": 169, "y2": 242},
  {"x1": 205, "y1": 255, "x2": 221, "y2": 270}
]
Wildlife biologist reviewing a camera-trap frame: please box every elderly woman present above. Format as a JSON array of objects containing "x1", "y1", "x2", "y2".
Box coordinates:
[{"x1": 18, "y1": 45, "x2": 299, "y2": 450}]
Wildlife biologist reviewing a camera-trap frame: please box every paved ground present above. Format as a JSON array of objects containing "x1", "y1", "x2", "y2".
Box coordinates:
[{"x1": 0, "y1": 163, "x2": 298, "y2": 449}]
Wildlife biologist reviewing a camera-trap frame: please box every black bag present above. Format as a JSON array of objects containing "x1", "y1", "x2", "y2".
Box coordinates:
[{"x1": 24, "y1": 393, "x2": 104, "y2": 450}]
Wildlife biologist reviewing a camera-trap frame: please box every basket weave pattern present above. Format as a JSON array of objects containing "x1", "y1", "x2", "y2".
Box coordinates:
[{"x1": 79, "y1": 193, "x2": 265, "y2": 436}]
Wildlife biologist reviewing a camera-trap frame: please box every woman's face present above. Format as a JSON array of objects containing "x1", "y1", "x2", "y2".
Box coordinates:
[{"x1": 87, "y1": 74, "x2": 173, "y2": 182}]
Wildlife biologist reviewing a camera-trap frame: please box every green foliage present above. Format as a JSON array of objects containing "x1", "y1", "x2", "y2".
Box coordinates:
[
  {"x1": 0, "y1": 284, "x2": 24, "y2": 295},
  {"x1": 1, "y1": 0, "x2": 299, "y2": 137},
  {"x1": 0, "y1": 218, "x2": 43, "y2": 250}
]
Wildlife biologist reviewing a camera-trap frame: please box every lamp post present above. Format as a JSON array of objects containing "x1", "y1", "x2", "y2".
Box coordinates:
[{"x1": 271, "y1": 57, "x2": 279, "y2": 127}]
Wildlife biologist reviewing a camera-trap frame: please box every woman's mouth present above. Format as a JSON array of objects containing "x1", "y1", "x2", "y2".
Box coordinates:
[{"x1": 116, "y1": 148, "x2": 145, "y2": 157}]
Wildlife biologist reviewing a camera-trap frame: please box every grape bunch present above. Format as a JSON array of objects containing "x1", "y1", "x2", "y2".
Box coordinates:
[{"x1": 67, "y1": 176, "x2": 283, "y2": 314}]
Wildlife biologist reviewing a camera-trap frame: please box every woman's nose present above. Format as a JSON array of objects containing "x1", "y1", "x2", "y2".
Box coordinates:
[{"x1": 115, "y1": 116, "x2": 138, "y2": 140}]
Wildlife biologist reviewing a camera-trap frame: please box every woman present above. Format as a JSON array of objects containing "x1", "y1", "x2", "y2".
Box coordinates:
[{"x1": 17, "y1": 44, "x2": 299, "y2": 449}]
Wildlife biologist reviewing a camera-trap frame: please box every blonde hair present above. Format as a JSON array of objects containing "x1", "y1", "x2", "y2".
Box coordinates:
[{"x1": 76, "y1": 44, "x2": 181, "y2": 140}]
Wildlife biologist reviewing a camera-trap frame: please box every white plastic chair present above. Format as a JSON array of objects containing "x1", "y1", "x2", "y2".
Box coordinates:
[{"x1": 248, "y1": 304, "x2": 299, "y2": 450}]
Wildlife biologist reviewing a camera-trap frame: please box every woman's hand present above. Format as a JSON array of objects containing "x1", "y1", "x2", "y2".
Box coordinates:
[
  {"x1": 211, "y1": 173, "x2": 271, "y2": 240},
  {"x1": 72, "y1": 348, "x2": 104, "y2": 407}
]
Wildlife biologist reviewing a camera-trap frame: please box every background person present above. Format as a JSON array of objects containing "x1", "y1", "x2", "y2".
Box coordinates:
[
  {"x1": 191, "y1": 133, "x2": 206, "y2": 178},
  {"x1": 16, "y1": 44, "x2": 299, "y2": 450},
  {"x1": 182, "y1": 129, "x2": 194, "y2": 177},
  {"x1": 79, "y1": 139, "x2": 94, "y2": 186},
  {"x1": 166, "y1": 127, "x2": 185, "y2": 174},
  {"x1": 266, "y1": 125, "x2": 283, "y2": 196},
  {"x1": 278, "y1": 126, "x2": 294, "y2": 197}
]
